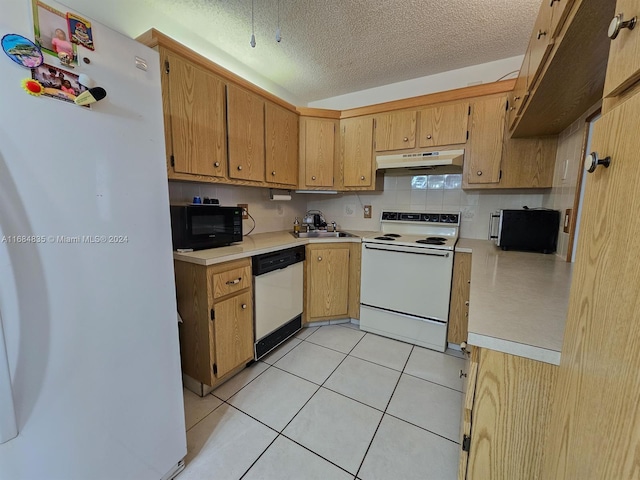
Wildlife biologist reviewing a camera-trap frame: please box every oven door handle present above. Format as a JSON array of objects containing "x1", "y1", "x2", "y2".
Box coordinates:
[{"x1": 364, "y1": 244, "x2": 450, "y2": 258}]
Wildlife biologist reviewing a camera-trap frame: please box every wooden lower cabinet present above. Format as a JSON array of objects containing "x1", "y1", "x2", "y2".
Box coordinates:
[
  {"x1": 304, "y1": 243, "x2": 361, "y2": 322},
  {"x1": 460, "y1": 347, "x2": 557, "y2": 480},
  {"x1": 175, "y1": 258, "x2": 254, "y2": 387},
  {"x1": 448, "y1": 252, "x2": 471, "y2": 345}
]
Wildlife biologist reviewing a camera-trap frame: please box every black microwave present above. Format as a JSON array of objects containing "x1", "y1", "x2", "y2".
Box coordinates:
[
  {"x1": 489, "y1": 209, "x2": 560, "y2": 254},
  {"x1": 170, "y1": 205, "x2": 243, "y2": 250}
]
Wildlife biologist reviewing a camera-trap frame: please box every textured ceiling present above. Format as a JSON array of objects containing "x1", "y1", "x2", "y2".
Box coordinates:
[{"x1": 61, "y1": 0, "x2": 541, "y2": 104}]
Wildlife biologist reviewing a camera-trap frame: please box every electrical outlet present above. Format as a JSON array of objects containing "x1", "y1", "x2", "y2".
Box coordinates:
[
  {"x1": 363, "y1": 205, "x2": 372, "y2": 218},
  {"x1": 238, "y1": 203, "x2": 249, "y2": 220}
]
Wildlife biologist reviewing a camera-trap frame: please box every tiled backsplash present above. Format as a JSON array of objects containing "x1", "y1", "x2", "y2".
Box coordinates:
[
  {"x1": 168, "y1": 181, "x2": 307, "y2": 234},
  {"x1": 306, "y1": 174, "x2": 546, "y2": 239}
]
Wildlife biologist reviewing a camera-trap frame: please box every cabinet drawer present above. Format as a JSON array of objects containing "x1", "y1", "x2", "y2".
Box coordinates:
[{"x1": 212, "y1": 264, "x2": 252, "y2": 299}]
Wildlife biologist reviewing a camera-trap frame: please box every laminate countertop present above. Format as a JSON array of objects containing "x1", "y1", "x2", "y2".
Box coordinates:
[
  {"x1": 456, "y1": 238, "x2": 573, "y2": 365},
  {"x1": 172, "y1": 230, "x2": 377, "y2": 266}
]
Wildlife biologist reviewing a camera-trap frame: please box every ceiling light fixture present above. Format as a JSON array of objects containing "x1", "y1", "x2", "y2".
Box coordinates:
[
  {"x1": 250, "y1": 0, "x2": 256, "y2": 48},
  {"x1": 275, "y1": 0, "x2": 282, "y2": 42}
]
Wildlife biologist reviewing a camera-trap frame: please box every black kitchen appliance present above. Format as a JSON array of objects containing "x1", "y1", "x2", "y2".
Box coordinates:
[
  {"x1": 490, "y1": 209, "x2": 560, "y2": 254},
  {"x1": 170, "y1": 204, "x2": 242, "y2": 250}
]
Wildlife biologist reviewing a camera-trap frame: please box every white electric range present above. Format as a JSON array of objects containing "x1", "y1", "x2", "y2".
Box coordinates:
[{"x1": 360, "y1": 211, "x2": 460, "y2": 352}]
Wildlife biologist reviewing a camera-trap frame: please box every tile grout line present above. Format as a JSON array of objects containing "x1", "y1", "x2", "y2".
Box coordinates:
[
  {"x1": 354, "y1": 345, "x2": 416, "y2": 479},
  {"x1": 401, "y1": 370, "x2": 466, "y2": 393}
]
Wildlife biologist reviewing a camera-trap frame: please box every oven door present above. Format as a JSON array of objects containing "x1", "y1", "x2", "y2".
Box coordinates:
[{"x1": 360, "y1": 242, "x2": 454, "y2": 322}]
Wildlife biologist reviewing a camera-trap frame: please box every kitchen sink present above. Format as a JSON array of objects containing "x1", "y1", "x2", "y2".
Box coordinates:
[{"x1": 292, "y1": 231, "x2": 356, "y2": 238}]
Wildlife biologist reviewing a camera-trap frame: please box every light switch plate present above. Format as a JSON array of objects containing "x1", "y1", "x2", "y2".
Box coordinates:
[{"x1": 563, "y1": 208, "x2": 572, "y2": 233}]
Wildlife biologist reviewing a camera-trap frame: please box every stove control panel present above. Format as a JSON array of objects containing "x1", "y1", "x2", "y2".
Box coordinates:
[{"x1": 381, "y1": 211, "x2": 460, "y2": 225}]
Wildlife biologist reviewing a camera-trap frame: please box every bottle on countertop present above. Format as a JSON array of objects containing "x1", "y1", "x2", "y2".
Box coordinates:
[{"x1": 293, "y1": 217, "x2": 300, "y2": 233}]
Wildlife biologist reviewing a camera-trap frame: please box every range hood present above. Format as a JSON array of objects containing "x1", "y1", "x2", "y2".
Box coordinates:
[{"x1": 376, "y1": 149, "x2": 464, "y2": 175}]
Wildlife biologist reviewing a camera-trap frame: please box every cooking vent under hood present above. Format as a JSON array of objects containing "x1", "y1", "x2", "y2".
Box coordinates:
[{"x1": 376, "y1": 149, "x2": 464, "y2": 175}]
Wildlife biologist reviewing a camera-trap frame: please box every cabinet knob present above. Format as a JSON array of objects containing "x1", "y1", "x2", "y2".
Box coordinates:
[
  {"x1": 403, "y1": 137, "x2": 409, "y2": 142},
  {"x1": 271, "y1": 171, "x2": 276, "y2": 176},
  {"x1": 459, "y1": 369, "x2": 468, "y2": 378},
  {"x1": 537, "y1": 29, "x2": 547, "y2": 40},
  {"x1": 426, "y1": 134, "x2": 432, "y2": 139},
  {"x1": 361, "y1": 175, "x2": 366, "y2": 180},
  {"x1": 608, "y1": 13, "x2": 637, "y2": 40},
  {"x1": 311, "y1": 176, "x2": 317, "y2": 181},
  {"x1": 476, "y1": 171, "x2": 483, "y2": 176},
  {"x1": 241, "y1": 303, "x2": 247, "y2": 309},
  {"x1": 465, "y1": 301, "x2": 470, "y2": 306},
  {"x1": 237, "y1": 165, "x2": 243, "y2": 171},
  {"x1": 226, "y1": 277, "x2": 242, "y2": 286},
  {"x1": 214, "y1": 161, "x2": 220, "y2": 168},
  {"x1": 317, "y1": 256, "x2": 322, "y2": 261},
  {"x1": 585, "y1": 152, "x2": 611, "y2": 173},
  {"x1": 509, "y1": 106, "x2": 516, "y2": 111}
]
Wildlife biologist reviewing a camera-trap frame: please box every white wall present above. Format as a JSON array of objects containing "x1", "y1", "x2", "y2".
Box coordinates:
[
  {"x1": 305, "y1": 174, "x2": 545, "y2": 240},
  {"x1": 168, "y1": 182, "x2": 307, "y2": 235},
  {"x1": 307, "y1": 56, "x2": 524, "y2": 110}
]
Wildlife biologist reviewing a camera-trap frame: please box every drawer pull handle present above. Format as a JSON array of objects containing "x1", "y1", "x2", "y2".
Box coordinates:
[
  {"x1": 608, "y1": 13, "x2": 637, "y2": 40},
  {"x1": 241, "y1": 304, "x2": 247, "y2": 309},
  {"x1": 226, "y1": 277, "x2": 242, "y2": 285}
]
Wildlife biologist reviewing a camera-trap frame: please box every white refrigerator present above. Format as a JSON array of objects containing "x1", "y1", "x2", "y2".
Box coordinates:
[{"x1": 0, "y1": 1, "x2": 187, "y2": 479}]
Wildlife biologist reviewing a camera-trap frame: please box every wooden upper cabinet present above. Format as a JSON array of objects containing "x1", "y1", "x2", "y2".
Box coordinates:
[
  {"x1": 164, "y1": 51, "x2": 226, "y2": 177},
  {"x1": 374, "y1": 111, "x2": 417, "y2": 151},
  {"x1": 342, "y1": 117, "x2": 374, "y2": 187},
  {"x1": 418, "y1": 103, "x2": 469, "y2": 148},
  {"x1": 527, "y1": 0, "x2": 555, "y2": 92},
  {"x1": 500, "y1": 135, "x2": 557, "y2": 189},
  {"x1": 466, "y1": 96, "x2": 506, "y2": 185},
  {"x1": 227, "y1": 84, "x2": 265, "y2": 182},
  {"x1": 549, "y1": 0, "x2": 575, "y2": 39},
  {"x1": 265, "y1": 103, "x2": 298, "y2": 186},
  {"x1": 603, "y1": 0, "x2": 640, "y2": 97},
  {"x1": 303, "y1": 118, "x2": 335, "y2": 187}
]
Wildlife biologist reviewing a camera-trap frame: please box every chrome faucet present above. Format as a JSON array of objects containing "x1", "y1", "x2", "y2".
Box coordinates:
[{"x1": 331, "y1": 221, "x2": 337, "y2": 232}]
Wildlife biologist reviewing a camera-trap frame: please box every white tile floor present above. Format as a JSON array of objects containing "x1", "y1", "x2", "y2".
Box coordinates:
[{"x1": 179, "y1": 324, "x2": 466, "y2": 480}]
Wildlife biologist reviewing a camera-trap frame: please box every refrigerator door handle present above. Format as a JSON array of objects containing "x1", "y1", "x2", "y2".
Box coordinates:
[{"x1": 0, "y1": 311, "x2": 18, "y2": 444}]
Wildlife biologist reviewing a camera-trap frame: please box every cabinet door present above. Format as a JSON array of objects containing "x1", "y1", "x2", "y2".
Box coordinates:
[
  {"x1": 458, "y1": 347, "x2": 479, "y2": 480},
  {"x1": 265, "y1": 103, "x2": 298, "y2": 186},
  {"x1": 603, "y1": 0, "x2": 640, "y2": 97},
  {"x1": 308, "y1": 247, "x2": 350, "y2": 318},
  {"x1": 500, "y1": 135, "x2": 557, "y2": 188},
  {"x1": 165, "y1": 52, "x2": 226, "y2": 177},
  {"x1": 508, "y1": 52, "x2": 530, "y2": 130},
  {"x1": 466, "y1": 97, "x2": 506, "y2": 185},
  {"x1": 342, "y1": 117, "x2": 374, "y2": 187},
  {"x1": 542, "y1": 91, "x2": 640, "y2": 479},
  {"x1": 374, "y1": 111, "x2": 417, "y2": 151},
  {"x1": 527, "y1": 2, "x2": 554, "y2": 91},
  {"x1": 467, "y1": 349, "x2": 557, "y2": 480},
  {"x1": 418, "y1": 103, "x2": 469, "y2": 148},
  {"x1": 227, "y1": 84, "x2": 265, "y2": 182},
  {"x1": 549, "y1": 0, "x2": 575, "y2": 39},
  {"x1": 212, "y1": 290, "x2": 253, "y2": 379},
  {"x1": 304, "y1": 119, "x2": 335, "y2": 187},
  {"x1": 448, "y1": 252, "x2": 471, "y2": 345}
]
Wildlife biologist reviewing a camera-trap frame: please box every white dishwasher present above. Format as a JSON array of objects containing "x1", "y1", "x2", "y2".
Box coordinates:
[{"x1": 252, "y1": 246, "x2": 305, "y2": 359}]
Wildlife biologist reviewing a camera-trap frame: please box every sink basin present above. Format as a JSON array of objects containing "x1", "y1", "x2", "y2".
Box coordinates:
[{"x1": 292, "y1": 231, "x2": 355, "y2": 238}]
